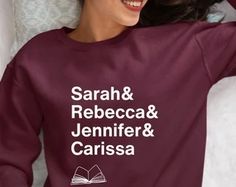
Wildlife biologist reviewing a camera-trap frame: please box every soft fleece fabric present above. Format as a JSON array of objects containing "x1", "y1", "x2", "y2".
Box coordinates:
[{"x1": 0, "y1": 19, "x2": 236, "y2": 187}]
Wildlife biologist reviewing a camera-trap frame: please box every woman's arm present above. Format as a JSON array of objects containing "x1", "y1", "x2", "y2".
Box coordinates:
[
  {"x1": 197, "y1": 0, "x2": 236, "y2": 84},
  {"x1": 0, "y1": 56, "x2": 43, "y2": 187},
  {"x1": 194, "y1": 19, "x2": 236, "y2": 85}
]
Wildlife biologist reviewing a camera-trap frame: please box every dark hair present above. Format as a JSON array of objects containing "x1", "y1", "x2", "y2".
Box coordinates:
[
  {"x1": 138, "y1": 0, "x2": 224, "y2": 27},
  {"x1": 79, "y1": 0, "x2": 84, "y2": 7}
]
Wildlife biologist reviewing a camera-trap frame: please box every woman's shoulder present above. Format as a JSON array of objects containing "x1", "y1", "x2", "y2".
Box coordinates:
[
  {"x1": 12, "y1": 27, "x2": 64, "y2": 58},
  {"x1": 9, "y1": 27, "x2": 64, "y2": 70},
  {"x1": 132, "y1": 20, "x2": 236, "y2": 42},
  {"x1": 18, "y1": 27, "x2": 62, "y2": 52},
  {"x1": 136, "y1": 20, "x2": 235, "y2": 32}
]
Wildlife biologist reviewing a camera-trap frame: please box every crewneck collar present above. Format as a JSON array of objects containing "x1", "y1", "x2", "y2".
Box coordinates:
[{"x1": 57, "y1": 26, "x2": 134, "y2": 50}]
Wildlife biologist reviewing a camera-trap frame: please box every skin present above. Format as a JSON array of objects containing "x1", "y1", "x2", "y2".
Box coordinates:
[{"x1": 68, "y1": 0, "x2": 148, "y2": 43}]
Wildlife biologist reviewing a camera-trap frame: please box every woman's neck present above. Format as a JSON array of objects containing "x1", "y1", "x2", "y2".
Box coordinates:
[{"x1": 68, "y1": 2, "x2": 127, "y2": 43}]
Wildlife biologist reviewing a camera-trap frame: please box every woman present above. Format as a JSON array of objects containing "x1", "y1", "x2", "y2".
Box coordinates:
[{"x1": 0, "y1": 0, "x2": 235, "y2": 187}]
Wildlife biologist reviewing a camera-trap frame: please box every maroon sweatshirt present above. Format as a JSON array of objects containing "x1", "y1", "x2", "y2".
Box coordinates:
[
  {"x1": 228, "y1": 0, "x2": 236, "y2": 8},
  {"x1": 0, "y1": 20, "x2": 236, "y2": 187}
]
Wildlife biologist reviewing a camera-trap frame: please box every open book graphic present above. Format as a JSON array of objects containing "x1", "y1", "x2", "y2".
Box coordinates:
[{"x1": 71, "y1": 164, "x2": 107, "y2": 185}]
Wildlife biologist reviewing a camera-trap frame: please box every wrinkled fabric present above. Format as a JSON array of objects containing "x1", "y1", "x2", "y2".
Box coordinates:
[{"x1": 0, "y1": 20, "x2": 235, "y2": 187}]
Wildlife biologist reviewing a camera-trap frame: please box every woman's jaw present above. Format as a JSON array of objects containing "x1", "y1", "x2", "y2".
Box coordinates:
[
  {"x1": 81, "y1": 0, "x2": 148, "y2": 27},
  {"x1": 119, "y1": 0, "x2": 148, "y2": 26},
  {"x1": 69, "y1": 0, "x2": 149, "y2": 43}
]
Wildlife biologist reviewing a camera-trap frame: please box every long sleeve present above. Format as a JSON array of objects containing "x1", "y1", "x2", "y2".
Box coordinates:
[
  {"x1": 0, "y1": 57, "x2": 43, "y2": 186},
  {"x1": 194, "y1": 21, "x2": 236, "y2": 85}
]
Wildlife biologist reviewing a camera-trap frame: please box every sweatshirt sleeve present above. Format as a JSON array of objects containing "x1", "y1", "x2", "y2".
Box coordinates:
[
  {"x1": 194, "y1": 21, "x2": 236, "y2": 85},
  {"x1": 0, "y1": 57, "x2": 43, "y2": 187}
]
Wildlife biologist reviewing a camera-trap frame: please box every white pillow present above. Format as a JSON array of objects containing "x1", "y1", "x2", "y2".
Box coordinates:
[
  {"x1": 11, "y1": 0, "x2": 81, "y2": 57},
  {"x1": 0, "y1": 0, "x2": 15, "y2": 79},
  {"x1": 215, "y1": 0, "x2": 236, "y2": 22}
]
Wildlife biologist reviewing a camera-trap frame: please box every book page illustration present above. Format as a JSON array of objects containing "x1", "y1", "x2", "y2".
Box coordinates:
[{"x1": 71, "y1": 164, "x2": 107, "y2": 185}]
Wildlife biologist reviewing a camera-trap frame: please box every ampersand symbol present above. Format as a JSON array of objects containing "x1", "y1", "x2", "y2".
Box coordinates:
[
  {"x1": 122, "y1": 86, "x2": 134, "y2": 100},
  {"x1": 146, "y1": 105, "x2": 158, "y2": 119},
  {"x1": 142, "y1": 123, "x2": 155, "y2": 137}
]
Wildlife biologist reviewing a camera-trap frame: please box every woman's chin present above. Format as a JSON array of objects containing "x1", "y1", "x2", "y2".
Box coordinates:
[{"x1": 118, "y1": 16, "x2": 140, "y2": 26}]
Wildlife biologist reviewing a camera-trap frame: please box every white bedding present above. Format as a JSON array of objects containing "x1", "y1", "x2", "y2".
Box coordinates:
[
  {"x1": 0, "y1": 1, "x2": 235, "y2": 187},
  {"x1": 0, "y1": 0, "x2": 15, "y2": 79}
]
